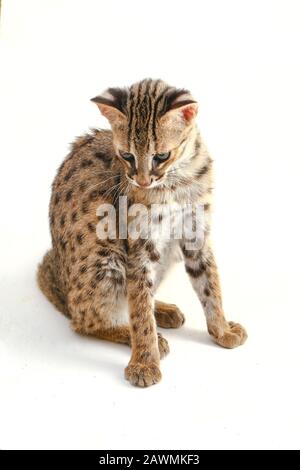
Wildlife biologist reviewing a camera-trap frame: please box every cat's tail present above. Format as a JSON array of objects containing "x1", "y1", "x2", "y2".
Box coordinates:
[{"x1": 37, "y1": 249, "x2": 70, "y2": 317}]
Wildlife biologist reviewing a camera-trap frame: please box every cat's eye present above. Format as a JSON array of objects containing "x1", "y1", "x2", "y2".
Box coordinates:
[
  {"x1": 153, "y1": 152, "x2": 171, "y2": 163},
  {"x1": 120, "y1": 152, "x2": 135, "y2": 163}
]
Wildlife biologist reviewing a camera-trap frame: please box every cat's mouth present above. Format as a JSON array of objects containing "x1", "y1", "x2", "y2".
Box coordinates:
[{"x1": 125, "y1": 175, "x2": 163, "y2": 189}]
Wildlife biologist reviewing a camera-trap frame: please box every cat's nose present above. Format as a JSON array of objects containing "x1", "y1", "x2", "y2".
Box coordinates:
[{"x1": 136, "y1": 176, "x2": 151, "y2": 187}]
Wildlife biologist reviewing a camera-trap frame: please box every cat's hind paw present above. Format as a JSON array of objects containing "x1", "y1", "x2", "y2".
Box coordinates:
[
  {"x1": 155, "y1": 301, "x2": 185, "y2": 329},
  {"x1": 158, "y1": 333, "x2": 170, "y2": 359}
]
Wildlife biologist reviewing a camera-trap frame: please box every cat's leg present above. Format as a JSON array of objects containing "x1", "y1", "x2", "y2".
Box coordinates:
[
  {"x1": 37, "y1": 249, "x2": 70, "y2": 317},
  {"x1": 68, "y1": 254, "x2": 130, "y2": 345},
  {"x1": 73, "y1": 322, "x2": 131, "y2": 344},
  {"x1": 154, "y1": 300, "x2": 185, "y2": 328},
  {"x1": 125, "y1": 240, "x2": 164, "y2": 387},
  {"x1": 67, "y1": 243, "x2": 168, "y2": 360},
  {"x1": 73, "y1": 320, "x2": 169, "y2": 359},
  {"x1": 181, "y1": 239, "x2": 247, "y2": 348}
]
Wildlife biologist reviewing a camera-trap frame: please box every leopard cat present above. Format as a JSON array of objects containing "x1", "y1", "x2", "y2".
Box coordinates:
[{"x1": 38, "y1": 78, "x2": 247, "y2": 387}]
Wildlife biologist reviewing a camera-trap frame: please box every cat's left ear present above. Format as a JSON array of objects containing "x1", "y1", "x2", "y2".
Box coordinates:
[
  {"x1": 160, "y1": 89, "x2": 198, "y2": 125},
  {"x1": 169, "y1": 101, "x2": 198, "y2": 122},
  {"x1": 91, "y1": 87, "x2": 128, "y2": 124}
]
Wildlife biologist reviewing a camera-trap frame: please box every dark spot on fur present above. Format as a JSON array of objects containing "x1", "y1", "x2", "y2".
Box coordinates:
[
  {"x1": 71, "y1": 211, "x2": 78, "y2": 223},
  {"x1": 90, "y1": 279, "x2": 97, "y2": 289},
  {"x1": 130, "y1": 240, "x2": 142, "y2": 251},
  {"x1": 98, "y1": 186, "x2": 109, "y2": 196},
  {"x1": 95, "y1": 271, "x2": 106, "y2": 282},
  {"x1": 74, "y1": 295, "x2": 82, "y2": 305},
  {"x1": 65, "y1": 190, "x2": 73, "y2": 202},
  {"x1": 149, "y1": 250, "x2": 160, "y2": 262},
  {"x1": 133, "y1": 324, "x2": 138, "y2": 333},
  {"x1": 64, "y1": 167, "x2": 76, "y2": 181},
  {"x1": 196, "y1": 165, "x2": 209, "y2": 178},
  {"x1": 54, "y1": 193, "x2": 60, "y2": 205},
  {"x1": 204, "y1": 203, "x2": 210, "y2": 211},
  {"x1": 117, "y1": 252, "x2": 127, "y2": 265},
  {"x1": 97, "y1": 248, "x2": 110, "y2": 257},
  {"x1": 59, "y1": 238, "x2": 67, "y2": 251},
  {"x1": 76, "y1": 233, "x2": 84, "y2": 245},
  {"x1": 111, "y1": 270, "x2": 125, "y2": 286},
  {"x1": 94, "y1": 151, "x2": 106, "y2": 160},
  {"x1": 80, "y1": 159, "x2": 93, "y2": 169},
  {"x1": 79, "y1": 181, "x2": 87, "y2": 192},
  {"x1": 146, "y1": 279, "x2": 154, "y2": 289},
  {"x1": 185, "y1": 264, "x2": 205, "y2": 278},
  {"x1": 145, "y1": 241, "x2": 160, "y2": 262},
  {"x1": 181, "y1": 245, "x2": 195, "y2": 259},
  {"x1": 89, "y1": 190, "x2": 100, "y2": 201},
  {"x1": 158, "y1": 213, "x2": 163, "y2": 222},
  {"x1": 141, "y1": 266, "x2": 147, "y2": 275},
  {"x1": 87, "y1": 222, "x2": 95, "y2": 233},
  {"x1": 60, "y1": 214, "x2": 66, "y2": 227},
  {"x1": 191, "y1": 140, "x2": 201, "y2": 159},
  {"x1": 204, "y1": 287, "x2": 210, "y2": 296},
  {"x1": 80, "y1": 265, "x2": 87, "y2": 274},
  {"x1": 81, "y1": 200, "x2": 89, "y2": 214},
  {"x1": 141, "y1": 351, "x2": 151, "y2": 360},
  {"x1": 94, "y1": 152, "x2": 112, "y2": 169},
  {"x1": 143, "y1": 327, "x2": 149, "y2": 336}
]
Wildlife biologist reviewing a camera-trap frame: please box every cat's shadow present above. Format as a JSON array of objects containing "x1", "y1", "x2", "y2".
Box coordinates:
[
  {"x1": 54, "y1": 322, "x2": 219, "y2": 388},
  {"x1": 6, "y1": 267, "x2": 219, "y2": 389},
  {"x1": 161, "y1": 324, "x2": 218, "y2": 348}
]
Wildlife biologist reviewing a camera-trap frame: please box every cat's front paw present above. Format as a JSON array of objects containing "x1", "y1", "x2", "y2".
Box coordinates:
[
  {"x1": 209, "y1": 321, "x2": 247, "y2": 349},
  {"x1": 125, "y1": 362, "x2": 162, "y2": 387}
]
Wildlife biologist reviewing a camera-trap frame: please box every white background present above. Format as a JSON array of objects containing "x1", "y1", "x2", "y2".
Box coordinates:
[{"x1": 1, "y1": 0, "x2": 300, "y2": 450}]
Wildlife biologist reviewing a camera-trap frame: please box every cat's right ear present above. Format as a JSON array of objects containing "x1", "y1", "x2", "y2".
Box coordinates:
[{"x1": 91, "y1": 88, "x2": 128, "y2": 124}]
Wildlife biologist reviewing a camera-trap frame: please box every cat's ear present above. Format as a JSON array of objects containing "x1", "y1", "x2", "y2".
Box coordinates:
[
  {"x1": 160, "y1": 88, "x2": 198, "y2": 124},
  {"x1": 91, "y1": 87, "x2": 128, "y2": 124}
]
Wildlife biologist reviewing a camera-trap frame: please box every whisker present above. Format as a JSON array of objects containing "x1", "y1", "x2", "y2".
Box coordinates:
[
  {"x1": 84, "y1": 174, "x2": 120, "y2": 193},
  {"x1": 102, "y1": 180, "x2": 124, "y2": 200}
]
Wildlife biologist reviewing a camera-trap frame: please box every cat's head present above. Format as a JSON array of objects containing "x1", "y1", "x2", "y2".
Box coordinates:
[{"x1": 91, "y1": 79, "x2": 198, "y2": 189}]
